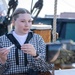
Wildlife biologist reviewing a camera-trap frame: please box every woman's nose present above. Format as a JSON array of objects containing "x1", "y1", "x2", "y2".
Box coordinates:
[{"x1": 25, "y1": 22, "x2": 29, "y2": 26}]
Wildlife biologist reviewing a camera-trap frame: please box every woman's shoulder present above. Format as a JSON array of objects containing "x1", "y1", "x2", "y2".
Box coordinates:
[
  {"x1": 0, "y1": 34, "x2": 6, "y2": 38},
  {"x1": 33, "y1": 33, "x2": 42, "y2": 38},
  {"x1": 32, "y1": 33, "x2": 45, "y2": 42},
  {"x1": 0, "y1": 34, "x2": 7, "y2": 43}
]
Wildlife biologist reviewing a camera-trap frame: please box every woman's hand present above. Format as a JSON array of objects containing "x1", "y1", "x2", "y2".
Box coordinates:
[
  {"x1": 0, "y1": 48, "x2": 10, "y2": 64},
  {"x1": 21, "y1": 44, "x2": 37, "y2": 57}
]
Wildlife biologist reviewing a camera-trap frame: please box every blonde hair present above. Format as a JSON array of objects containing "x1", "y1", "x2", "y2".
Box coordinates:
[{"x1": 12, "y1": 8, "x2": 31, "y2": 20}]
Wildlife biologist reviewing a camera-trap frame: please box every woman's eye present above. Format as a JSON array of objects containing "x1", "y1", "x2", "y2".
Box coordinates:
[
  {"x1": 21, "y1": 21, "x2": 25, "y2": 22},
  {"x1": 21, "y1": 20, "x2": 32, "y2": 23},
  {"x1": 28, "y1": 20, "x2": 32, "y2": 23}
]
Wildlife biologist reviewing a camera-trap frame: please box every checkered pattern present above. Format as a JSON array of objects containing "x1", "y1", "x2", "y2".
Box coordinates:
[{"x1": 0, "y1": 32, "x2": 53, "y2": 75}]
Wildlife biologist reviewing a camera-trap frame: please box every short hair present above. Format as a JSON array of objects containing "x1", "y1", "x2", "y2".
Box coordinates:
[{"x1": 12, "y1": 8, "x2": 31, "y2": 20}]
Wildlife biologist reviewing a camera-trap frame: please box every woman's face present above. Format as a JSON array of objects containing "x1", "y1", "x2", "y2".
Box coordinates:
[{"x1": 13, "y1": 13, "x2": 32, "y2": 35}]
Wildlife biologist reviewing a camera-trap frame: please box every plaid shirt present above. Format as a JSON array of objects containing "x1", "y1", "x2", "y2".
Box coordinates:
[{"x1": 0, "y1": 31, "x2": 53, "y2": 75}]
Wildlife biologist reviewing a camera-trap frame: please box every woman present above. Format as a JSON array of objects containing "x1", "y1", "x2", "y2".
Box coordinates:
[{"x1": 0, "y1": 8, "x2": 53, "y2": 75}]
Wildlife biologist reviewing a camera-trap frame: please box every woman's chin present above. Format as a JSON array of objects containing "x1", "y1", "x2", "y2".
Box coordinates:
[{"x1": 23, "y1": 31, "x2": 28, "y2": 34}]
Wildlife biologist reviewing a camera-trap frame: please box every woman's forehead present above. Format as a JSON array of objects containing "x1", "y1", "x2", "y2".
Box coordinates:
[{"x1": 18, "y1": 13, "x2": 33, "y2": 20}]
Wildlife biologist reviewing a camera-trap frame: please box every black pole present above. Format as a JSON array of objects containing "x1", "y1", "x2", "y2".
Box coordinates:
[{"x1": 30, "y1": 0, "x2": 33, "y2": 13}]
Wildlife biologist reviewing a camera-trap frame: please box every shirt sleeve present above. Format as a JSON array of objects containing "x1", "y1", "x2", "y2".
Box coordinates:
[
  {"x1": 0, "y1": 62, "x2": 9, "y2": 75},
  {"x1": 29, "y1": 34, "x2": 54, "y2": 72},
  {"x1": 0, "y1": 36, "x2": 9, "y2": 74}
]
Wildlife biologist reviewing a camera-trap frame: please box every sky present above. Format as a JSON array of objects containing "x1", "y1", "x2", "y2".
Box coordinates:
[
  {"x1": 16, "y1": 0, "x2": 75, "y2": 18},
  {"x1": 1, "y1": 0, "x2": 75, "y2": 17}
]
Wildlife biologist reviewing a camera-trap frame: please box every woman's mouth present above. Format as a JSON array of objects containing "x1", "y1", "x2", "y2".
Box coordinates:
[{"x1": 23, "y1": 29, "x2": 29, "y2": 31}]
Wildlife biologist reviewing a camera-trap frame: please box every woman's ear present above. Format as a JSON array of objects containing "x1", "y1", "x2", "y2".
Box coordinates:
[{"x1": 11, "y1": 19, "x2": 15, "y2": 26}]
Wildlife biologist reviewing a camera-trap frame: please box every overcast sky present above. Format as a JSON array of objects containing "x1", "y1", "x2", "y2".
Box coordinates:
[
  {"x1": 17, "y1": 0, "x2": 75, "y2": 17},
  {"x1": 2, "y1": 0, "x2": 75, "y2": 17}
]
